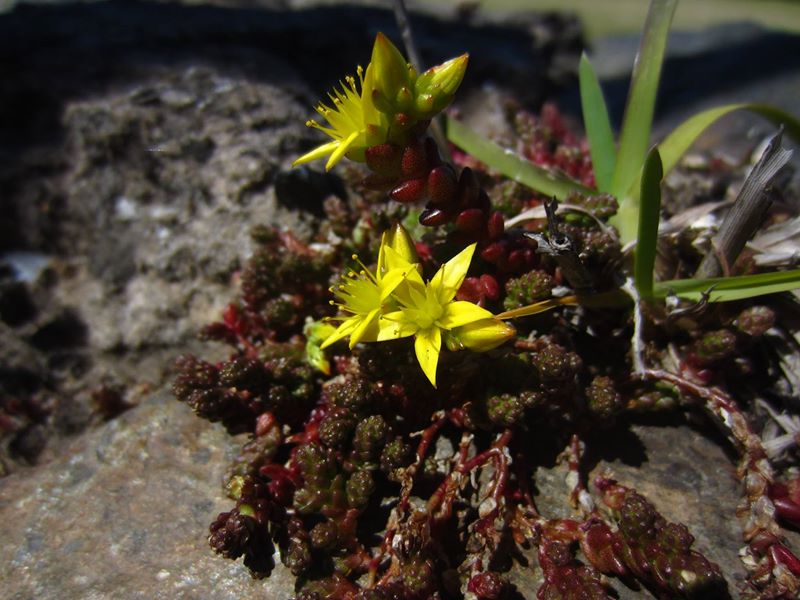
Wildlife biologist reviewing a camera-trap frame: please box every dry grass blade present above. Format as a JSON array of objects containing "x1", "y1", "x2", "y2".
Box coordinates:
[{"x1": 696, "y1": 129, "x2": 794, "y2": 278}]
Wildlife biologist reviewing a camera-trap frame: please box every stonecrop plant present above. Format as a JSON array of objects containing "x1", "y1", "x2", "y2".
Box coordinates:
[{"x1": 175, "y1": 2, "x2": 800, "y2": 598}]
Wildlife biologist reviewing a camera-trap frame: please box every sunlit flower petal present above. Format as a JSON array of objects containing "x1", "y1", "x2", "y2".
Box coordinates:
[
  {"x1": 438, "y1": 300, "x2": 494, "y2": 329},
  {"x1": 319, "y1": 229, "x2": 512, "y2": 387},
  {"x1": 429, "y1": 243, "x2": 475, "y2": 304},
  {"x1": 293, "y1": 64, "x2": 389, "y2": 171},
  {"x1": 348, "y1": 307, "x2": 382, "y2": 348},
  {"x1": 376, "y1": 311, "x2": 418, "y2": 341},
  {"x1": 320, "y1": 246, "x2": 409, "y2": 349},
  {"x1": 320, "y1": 316, "x2": 360, "y2": 350},
  {"x1": 414, "y1": 327, "x2": 442, "y2": 387}
]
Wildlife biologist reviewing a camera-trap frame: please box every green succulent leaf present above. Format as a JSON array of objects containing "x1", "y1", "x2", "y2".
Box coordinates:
[
  {"x1": 445, "y1": 117, "x2": 592, "y2": 200},
  {"x1": 579, "y1": 52, "x2": 616, "y2": 193}
]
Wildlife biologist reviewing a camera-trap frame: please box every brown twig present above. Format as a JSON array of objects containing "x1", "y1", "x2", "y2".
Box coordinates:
[
  {"x1": 695, "y1": 128, "x2": 793, "y2": 279},
  {"x1": 525, "y1": 198, "x2": 595, "y2": 293}
]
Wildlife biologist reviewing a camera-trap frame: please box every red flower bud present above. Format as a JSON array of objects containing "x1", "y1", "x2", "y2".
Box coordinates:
[
  {"x1": 420, "y1": 207, "x2": 452, "y2": 227},
  {"x1": 457, "y1": 167, "x2": 479, "y2": 208},
  {"x1": 487, "y1": 211, "x2": 505, "y2": 240},
  {"x1": 773, "y1": 497, "x2": 800, "y2": 529},
  {"x1": 424, "y1": 137, "x2": 442, "y2": 167},
  {"x1": 362, "y1": 173, "x2": 397, "y2": 191},
  {"x1": 479, "y1": 274, "x2": 500, "y2": 300},
  {"x1": 507, "y1": 249, "x2": 528, "y2": 273},
  {"x1": 770, "y1": 543, "x2": 800, "y2": 576},
  {"x1": 480, "y1": 240, "x2": 506, "y2": 263}
]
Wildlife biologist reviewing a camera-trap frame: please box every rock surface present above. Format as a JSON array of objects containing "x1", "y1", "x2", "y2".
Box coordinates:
[{"x1": 0, "y1": 392, "x2": 749, "y2": 599}]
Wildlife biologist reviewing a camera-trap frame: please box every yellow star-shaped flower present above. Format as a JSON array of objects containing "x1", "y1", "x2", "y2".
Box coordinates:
[
  {"x1": 292, "y1": 63, "x2": 388, "y2": 172},
  {"x1": 321, "y1": 226, "x2": 420, "y2": 350},
  {"x1": 378, "y1": 244, "x2": 514, "y2": 387}
]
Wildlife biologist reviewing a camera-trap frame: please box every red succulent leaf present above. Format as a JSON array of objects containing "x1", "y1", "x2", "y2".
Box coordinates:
[{"x1": 391, "y1": 178, "x2": 427, "y2": 204}]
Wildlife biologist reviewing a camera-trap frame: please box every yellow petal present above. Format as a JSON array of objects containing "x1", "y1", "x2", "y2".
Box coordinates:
[
  {"x1": 385, "y1": 223, "x2": 419, "y2": 265},
  {"x1": 293, "y1": 140, "x2": 341, "y2": 167},
  {"x1": 430, "y1": 243, "x2": 476, "y2": 304},
  {"x1": 371, "y1": 33, "x2": 412, "y2": 110},
  {"x1": 381, "y1": 245, "x2": 414, "y2": 271},
  {"x1": 325, "y1": 130, "x2": 361, "y2": 171},
  {"x1": 348, "y1": 308, "x2": 381, "y2": 348},
  {"x1": 320, "y1": 317, "x2": 359, "y2": 349},
  {"x1": 376, "y1": 311, "x2": 418, "y2": 341},
  {"x1": 414, "y1": 327, "x2": 442, "y2": 387},
  {"x1": 377, "y1": 267, "x2": 408, "y2": 301},
  {"x1": 438, "y1": 300, "x2": 494, "y2": 329}
]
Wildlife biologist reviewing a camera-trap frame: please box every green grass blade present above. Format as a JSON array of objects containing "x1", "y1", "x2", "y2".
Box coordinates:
[
  {"x1": 634, "y1": 148, "x2": 663, "y2": 297},
  {"x1": 653, "y1": 269, "x2": 800, "y2": 302},
  {"x1": 609, "y1": 0, "x2": 677, "y2": 202},
  {"x1": 626, "y1": 103, "x2": 800, "y2": 199},
  {"x1": 579, "y1": 53, "x2": 616, "y2": 192},
  {"x1": 445, "y1": 117, "x2": 592, "y2": 200}
]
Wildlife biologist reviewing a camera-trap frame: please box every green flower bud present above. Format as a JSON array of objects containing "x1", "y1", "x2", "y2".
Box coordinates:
[
  {"x1": 226, "y1": 475, "x2": 246, "y2": 500},
  {"x1": 304, "y1": 320, "x2": 335, "y2": 375},
  {"x1": 371, "y1": 33, "x2": 412, "y2": 112},
  {"x1": 413, "y1": 54, "x2": 468, "y2": 115},
  {"x1": 395, "y1": 86, "x2": 414, "y2": 113},
  {"x1": 446, "y1": 318, "x2": 515, "y2": 352},
  {"x1": 381, "y1": 222, "x2": 419, "y2": 266}
]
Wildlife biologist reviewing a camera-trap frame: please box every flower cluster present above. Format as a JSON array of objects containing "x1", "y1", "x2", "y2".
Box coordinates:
[
  {"x1": 321, "y1": 224, "x2": 514, "y2": 386},
  {"x1": 293, "y1": 33, "x2": 467, "y2": 171}
]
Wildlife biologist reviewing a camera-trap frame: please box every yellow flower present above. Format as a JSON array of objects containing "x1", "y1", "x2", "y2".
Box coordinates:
[
  {"x1": 293, "y1": 63, "x2": 388, "y2": 171},
  {"x1": 293, "y1": 34, "x2": 469, "y2": 171},
  {"x1": 321, "y1": 226, "x2": 421, "y2": 350},
  {"x1": 320, "y1": 254, "x2": 408, "y2": 350},
  {"x1": 378, "y1": 244, "x2": 512, "y2": 387}
]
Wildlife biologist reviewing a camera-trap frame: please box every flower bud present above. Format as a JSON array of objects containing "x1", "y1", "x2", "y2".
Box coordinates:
[
  {"x1": 446, "y1": 318, "x2": 515, "y2": 352},
  {"x1": 414, "y1": 54, "x2": 468, "y2": 116},
  {"x1": 371, "y1": 33, "x2": 413, "y2": 113},
  {"x1": 381, "y1": 223, "x2": 419, "y2": 266}
]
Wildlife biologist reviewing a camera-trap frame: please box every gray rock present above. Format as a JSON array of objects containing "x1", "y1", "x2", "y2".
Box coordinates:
[{"x1": 0, "y1": 391, "x2": 296, "y2": 600}]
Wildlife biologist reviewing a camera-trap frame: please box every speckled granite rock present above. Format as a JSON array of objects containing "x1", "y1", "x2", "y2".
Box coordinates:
[{"x1": 0, "y1": 391, "x2": 299, "y2": 599}]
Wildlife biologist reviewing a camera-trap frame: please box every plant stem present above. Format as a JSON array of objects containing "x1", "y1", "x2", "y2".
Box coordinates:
[{"x1": 391, "y1": 0, "x2": 452, "y2": 163}]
